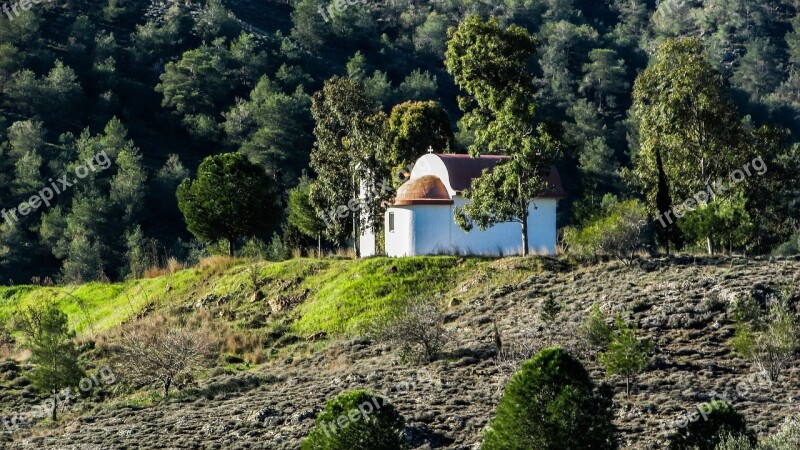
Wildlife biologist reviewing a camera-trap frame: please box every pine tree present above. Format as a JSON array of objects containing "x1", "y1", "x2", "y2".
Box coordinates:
[
  {"x1": 13, "y1": 304, "x2": 84, "y2": 421},
  {"x1": 483, "y1": 347, "x2": 617, "y2": 449},
  {"x1": 598, "y1": 317, "x2": 653, "y2": 396},
  {"x1": 177, "y1": 153, "x2": 281, "y2": 256}
]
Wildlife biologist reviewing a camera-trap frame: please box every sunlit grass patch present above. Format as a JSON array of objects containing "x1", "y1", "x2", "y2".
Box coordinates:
[
  {"x1": 293, "y1": 256, "x2": 474, "y2": 335},
  {"x1": 0, "y1": 255, "x2": 553, "y2": 342}
]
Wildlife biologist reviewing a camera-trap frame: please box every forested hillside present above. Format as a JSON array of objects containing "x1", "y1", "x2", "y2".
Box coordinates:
[{"x1": 1, "y1": 0, "x2": 799, "y2": 283}]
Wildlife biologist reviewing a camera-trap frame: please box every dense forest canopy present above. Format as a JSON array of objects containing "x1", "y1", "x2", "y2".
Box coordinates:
[{"x1": 0, "y1": 0, "x2": 798, "y2": 283}]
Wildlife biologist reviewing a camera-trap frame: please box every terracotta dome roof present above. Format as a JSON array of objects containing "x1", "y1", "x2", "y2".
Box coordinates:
[{"x1": 393, "y1": 175, "x2": 454, "y2": 206}]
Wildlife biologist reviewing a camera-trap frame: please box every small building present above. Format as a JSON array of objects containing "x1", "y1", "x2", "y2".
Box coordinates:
[{"x1": 360, "y1": 153, "x2": 566, "y2": 257}]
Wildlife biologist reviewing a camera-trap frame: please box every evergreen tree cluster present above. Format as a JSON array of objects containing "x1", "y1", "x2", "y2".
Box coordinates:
[{"x1": 1, "y1": 0, "x2": 799, "y2": 282}]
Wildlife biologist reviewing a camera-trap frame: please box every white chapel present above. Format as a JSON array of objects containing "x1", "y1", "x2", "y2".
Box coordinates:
[{"x1": 360, "y1": 153, "x2": 566, "y2": 257}]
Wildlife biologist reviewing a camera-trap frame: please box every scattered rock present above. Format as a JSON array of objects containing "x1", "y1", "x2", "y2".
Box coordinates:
[
  {"x1": 306, "y1": 332, "x2": 327, "y2": 342},
  {"x1": 249, "y1": 291, "x2": 265, "y2": 302}
]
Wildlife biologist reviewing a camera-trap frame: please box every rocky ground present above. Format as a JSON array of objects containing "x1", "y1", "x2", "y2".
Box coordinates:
[{"x1": 3, "y1": 256, "x2": 800, "y2": 449}]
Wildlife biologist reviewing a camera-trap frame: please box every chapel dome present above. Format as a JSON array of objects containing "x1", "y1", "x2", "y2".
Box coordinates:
[{"x1": 393, "y1": 175, "x2": 454, "y2": 206}]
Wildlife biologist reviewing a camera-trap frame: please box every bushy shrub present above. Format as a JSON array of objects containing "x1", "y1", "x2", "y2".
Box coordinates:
[
  {"x1": 378, "y1": 298, "x2": 449, "y2": 363},
  {"x1": 302, "y1": 390, "x2": 406, "y2": 450},
  {"x1": 712, "y1": 432, "x2": 757, "y2": 450},
  {"x1": 678, "y1": 192, "x2": 754, "y2": 255},
  {"x1": 563, "y1": 196, "x2": 650, "y2": 264},
  {"x1": 709, "y1": 414, "x2": 800, "y2": 449},
  {"x1": 482, "y1": 347, "x2": 617, "y2": 450},
  {"x1": 731, "y1": 295, "x2": 764, "y2": 324},
  {"x1": 239, "y1": 237, "x2": 271, "y2": 259},
  {"x1": 732, "y1": 298, "x2": 799, "y2": 382},
  {"x1": 762, "y1": 414, "x2": 800, "y2": 449},
  {"x1": 731, "y1": 326, "x2": 757, "y2": 360},
  {"x1": 580, "y1": 304, "x2": 613, "y2": 348},
  {"x1": 668, "y1": 401, "x2": 753, "y2": 450},
  {"x1": 772, "y1": 233, "x2": 800, "y2": 256}
]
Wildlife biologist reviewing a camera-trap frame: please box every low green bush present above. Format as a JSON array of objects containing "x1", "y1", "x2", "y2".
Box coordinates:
[
  {"x1": 482, "y1": 347, "x2": 617, "y2": 450},
  {"x1": 772, "y1": 234, "x2": 800, "y2": 256},
  {"x1": 563, "y1": 196, "x2": 650, "y2": 264},
  {"x1": 668, "y1": 401, "x2": 753, "y2": 450},
  {"x1": 706, "y1": 414, "x2": 800, "y2": 449},
  {"x1": 762, "y1": 414, "x2": 800, "y2": 449},
  {"x1": 580, "y1": 304, "x2": 613, "y2": 348},
  {"x1": 302, "y1": 390, "x2": 406, "y2": 450},
  {"x1": 713, "y1": 432, "x2": 757, "y2": 450}
]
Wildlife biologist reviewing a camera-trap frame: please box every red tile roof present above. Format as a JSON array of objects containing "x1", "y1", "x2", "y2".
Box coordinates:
[{"x1": 436, "y1": 154, "x2": 566, "y2": 198}]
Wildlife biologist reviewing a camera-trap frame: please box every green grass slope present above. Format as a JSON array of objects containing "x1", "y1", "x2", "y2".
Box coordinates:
[{"x1": 0, "y1": 256, "x2": 553, "y2": 340}]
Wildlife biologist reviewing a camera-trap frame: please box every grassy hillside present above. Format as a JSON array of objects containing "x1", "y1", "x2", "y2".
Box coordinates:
[{"x1": 0, "y1": 256, "x2": 550, "y2": 340}]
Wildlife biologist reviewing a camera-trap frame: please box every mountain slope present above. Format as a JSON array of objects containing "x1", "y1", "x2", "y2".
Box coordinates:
[{"x1": 2, "y1": 256, "x2": 800, "y2": 449}]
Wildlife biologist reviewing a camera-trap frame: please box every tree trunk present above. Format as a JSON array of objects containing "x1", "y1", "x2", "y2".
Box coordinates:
[
  {"x1": 520, "y1": 200, "x2": 529, "y2": 256},
  {"x1": 706, "y1": 236, "x2": 713, "y2": 255},
  {"x1": 164, "y1": 378, "x2": 172, "y2": 399},
  {"x1": 654, "y1": 146, "x2": 677, "y2": 253},
  {"x1": 521, "y1": 220, "x2": 529, "y2": 256},
  {"x1": 317, "y1": 233, "x2": 322, "y2": 259},
  {"x1": 51, "y1": 390, "x2": 58, "y2": 421},
  {"x1": 352, "y1": 214, "x2": 360, "y2": 259},
  {"x1": 228, "y1": 239, "x2": 234, "y2": 257},
  {"x1": 352, "y1": 180, "x2": 360, "y2": 259}
]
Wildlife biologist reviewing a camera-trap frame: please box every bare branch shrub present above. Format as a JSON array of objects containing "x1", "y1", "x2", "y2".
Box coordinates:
[
  {"x1": 377, "y1": 298, "x2": 449, "y2": 364},
  {"x1": 113, "y1": 315, "x2": 215, "y2": 398}
]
